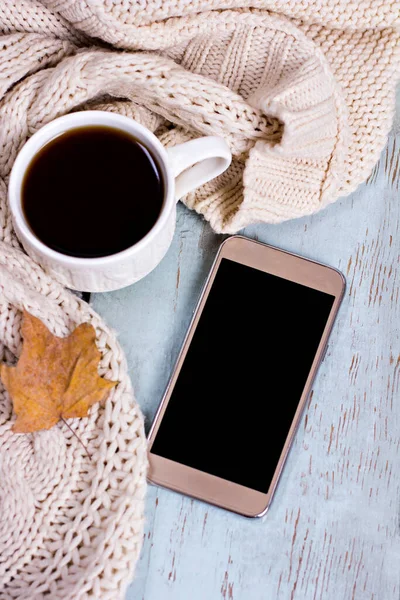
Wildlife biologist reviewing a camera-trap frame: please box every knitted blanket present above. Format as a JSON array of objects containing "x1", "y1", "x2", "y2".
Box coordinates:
[
  {"x1": 1, "y1": 1, "x2": 399, "y2": 232},
  {"x1": 0, "y1": 248, "x2": 147, "y2": 600},
  {"x1": 0, "y1": 1, "x2": 399, "y2": 599}
]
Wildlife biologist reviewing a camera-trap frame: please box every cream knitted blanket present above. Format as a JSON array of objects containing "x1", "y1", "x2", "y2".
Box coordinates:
[
  {"x1": 1, "y1": 1, "x2": 399, "y2": 232},
  {"x1": 0, "y1": 248, "x2": 147, "y2": 600},
  {"x1": 0, "y1": 1, "x2": 399, "y2": 599}
]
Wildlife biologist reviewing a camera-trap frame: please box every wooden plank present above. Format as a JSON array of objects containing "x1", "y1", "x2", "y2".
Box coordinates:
[{"x1": 92, "y1": 92, "x2": 400, "y2": 600}]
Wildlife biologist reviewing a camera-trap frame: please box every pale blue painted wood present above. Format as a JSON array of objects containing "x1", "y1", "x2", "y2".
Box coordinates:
[{"x1": 92, "y1": 91, "x2": 400, "y2": 600}]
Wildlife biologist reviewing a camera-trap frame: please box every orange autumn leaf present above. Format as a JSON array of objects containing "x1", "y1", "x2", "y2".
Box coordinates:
[{"x1": 0, "y1": 311, "x2": 117, "y2": 433}]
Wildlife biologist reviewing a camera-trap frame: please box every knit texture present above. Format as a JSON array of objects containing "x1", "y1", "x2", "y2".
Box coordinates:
[
  {"x1": 0, "y1": 243, "x2": 147, "y2": 600},
  {"x1": 1, "y1": 2, "x2": 399, "y2": 233},
  {"x1": 0, "y1": 2, "x2": 399, "y2": 599}
]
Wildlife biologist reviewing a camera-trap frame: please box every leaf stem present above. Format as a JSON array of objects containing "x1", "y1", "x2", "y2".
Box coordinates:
[{"x1": 60, "y1": 416, "x2": 92, "y2": 461}]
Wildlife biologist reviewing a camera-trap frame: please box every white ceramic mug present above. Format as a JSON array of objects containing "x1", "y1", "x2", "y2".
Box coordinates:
[{"x1": 8, "y1": 111, "x2": 231, "y2": 292}]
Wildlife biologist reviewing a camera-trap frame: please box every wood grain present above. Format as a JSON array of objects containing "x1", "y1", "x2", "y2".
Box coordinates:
[{"x1": 92, "y1": 90, "x2": 400, "y2": 600}]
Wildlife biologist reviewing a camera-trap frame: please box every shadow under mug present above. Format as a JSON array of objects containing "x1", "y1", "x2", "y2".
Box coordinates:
[{"x1": 8, "y1": 111, "x2": 232, "y2": 292}]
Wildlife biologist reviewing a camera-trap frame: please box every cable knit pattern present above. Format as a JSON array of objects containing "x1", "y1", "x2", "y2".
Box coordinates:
[
  {"x1": 0, "y1": 1, "x2": 399, "y2": 598},
  {"x1": 0, "y1": 2, "x2": 399, "y2": 232},
  {"x1": 0, "y1": 243, "x2": 147, "y2": 600}
]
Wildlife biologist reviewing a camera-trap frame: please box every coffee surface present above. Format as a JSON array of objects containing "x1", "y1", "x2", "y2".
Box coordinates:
[{"x1": 22, "y1": 126, "x2": 164, "y2": 258}]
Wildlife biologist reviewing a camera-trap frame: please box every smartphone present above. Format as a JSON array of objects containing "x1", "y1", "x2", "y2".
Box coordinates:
[{"x1": 148, "y1": 236, "x2": 345, "y2": 517}]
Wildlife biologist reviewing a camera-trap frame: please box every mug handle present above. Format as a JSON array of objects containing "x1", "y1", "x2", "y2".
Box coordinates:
[{"x1": 166, "y1": 136, "x2": 231, "y2": 201}]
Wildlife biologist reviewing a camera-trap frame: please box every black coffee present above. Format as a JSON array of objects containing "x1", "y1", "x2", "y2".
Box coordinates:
[{"x1": 22, "y1": 126, "x2": 164, "y2": 258}]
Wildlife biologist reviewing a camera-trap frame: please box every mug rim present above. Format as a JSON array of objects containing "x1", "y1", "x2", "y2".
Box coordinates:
[{"x1": 8, "y1": 111, "x2": 175, "y2": 267}]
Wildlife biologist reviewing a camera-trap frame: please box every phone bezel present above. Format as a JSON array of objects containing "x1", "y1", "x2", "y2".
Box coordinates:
[{"x1": 147, "y1": 235, "x2": 345, "y2": 517}]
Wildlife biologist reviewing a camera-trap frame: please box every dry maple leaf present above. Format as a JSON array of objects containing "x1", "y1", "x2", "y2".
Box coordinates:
[{"x1": 0, "y1": 310, "x2": 117, "y2": 433}]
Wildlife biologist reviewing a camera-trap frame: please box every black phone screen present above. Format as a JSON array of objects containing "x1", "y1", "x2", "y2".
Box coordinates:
[{"x1": 151, "y1": 258, "x2": 335, "y2": 494}]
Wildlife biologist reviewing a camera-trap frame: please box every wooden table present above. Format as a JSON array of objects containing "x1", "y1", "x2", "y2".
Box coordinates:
[{"x1": 92, "y1": 92, "x2": 400, "y2": 600}]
